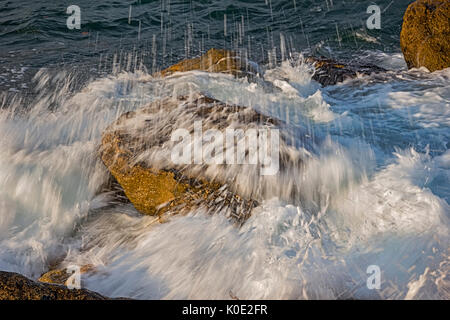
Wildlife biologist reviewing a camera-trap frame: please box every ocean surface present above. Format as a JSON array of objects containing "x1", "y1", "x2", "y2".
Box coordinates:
[{"x1": 0, "y1": 0, "x2": 449, "y2": 299}]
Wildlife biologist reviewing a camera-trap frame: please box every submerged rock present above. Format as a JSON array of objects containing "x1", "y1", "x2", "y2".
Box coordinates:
[
  {"x1": 400, "y1": 0, "x2": 450, "y2": 72},
  {"x1": 0, "y1": 271, "x2": 106, "y2": 300},
  {"x1": 305, "y1": 57, "x2": 386, "y2": 86},
  {"x1": 159, "y1": 48, "x2": 260, "y2": 77}
]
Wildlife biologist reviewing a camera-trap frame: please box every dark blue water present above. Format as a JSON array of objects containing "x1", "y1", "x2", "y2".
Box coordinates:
[{"x1": 1, "y1": 1, "x2": 410, "y2": 81}]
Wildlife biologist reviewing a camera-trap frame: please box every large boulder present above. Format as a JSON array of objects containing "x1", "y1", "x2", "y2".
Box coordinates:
[
  {"x1": 100, "y1": 94, "x2": 309, "y2": 224},
  {"x1": 400, "y1": 0, "x2": 450, "y2": 72},
  {"x1": 0, "y1": 271, "x2": 106, "y2": 300},
  {"x1": 101, "y1": 95, "x2": 273, "y2": 224}
]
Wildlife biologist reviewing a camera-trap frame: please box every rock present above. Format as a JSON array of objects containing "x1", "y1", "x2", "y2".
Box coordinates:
[
  {"x1": 400, "y1": 0, "x2": 450, "y2": 72},
  {"x1": 159, "y1": 48, "x2": 260, "y2": 77},
  {"x1": 158, "y1": 47, "x2": 383, "y2": 86},
  {"x1": 305, "y1": 57, "x2": 386, "y2": 86},
  {"x1": 100, "y1": 94, "x2": 310, "y2": 224},
  {"x1": 38, "y1": 265, "x2": 94, "y2": 286},
  {"x1": 0, "y1": 271, "x2": 106, "y2": 300},
  {"x1": 100, "y1": 95, "x2": 278, "y2": 224}
]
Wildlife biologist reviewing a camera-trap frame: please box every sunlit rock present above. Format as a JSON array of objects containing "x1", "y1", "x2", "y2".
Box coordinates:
[
  {"x1": 400, "y1": 0, "x2": 450, "y2": 72},
  {"x1": 159, "y1": 48, "x2": 261, "y2": 77},
  {"x1": 0, "y1": 271, "x2": 106, "y2": 300},
  {"x1": 100, "y1": 95, "x2": 284, "y2": 224}
]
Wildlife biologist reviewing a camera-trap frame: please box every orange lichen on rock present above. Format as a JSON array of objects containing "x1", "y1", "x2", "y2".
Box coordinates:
[{"x1": 101, "y1": 132, "x2": 188, "y2": 215}]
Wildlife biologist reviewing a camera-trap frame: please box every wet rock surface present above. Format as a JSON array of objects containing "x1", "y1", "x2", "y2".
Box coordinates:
[
  {"x1": 0, "y1": 271, "x2": 107, "y2": 300},
  {"x1": 400, "y1": 0, "x2": 450, "y2": 72}
]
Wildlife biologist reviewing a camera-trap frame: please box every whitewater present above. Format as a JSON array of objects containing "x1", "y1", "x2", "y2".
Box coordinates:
[{"x1": 0, "y1": 51, "x2": 449, "y2": 299}]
